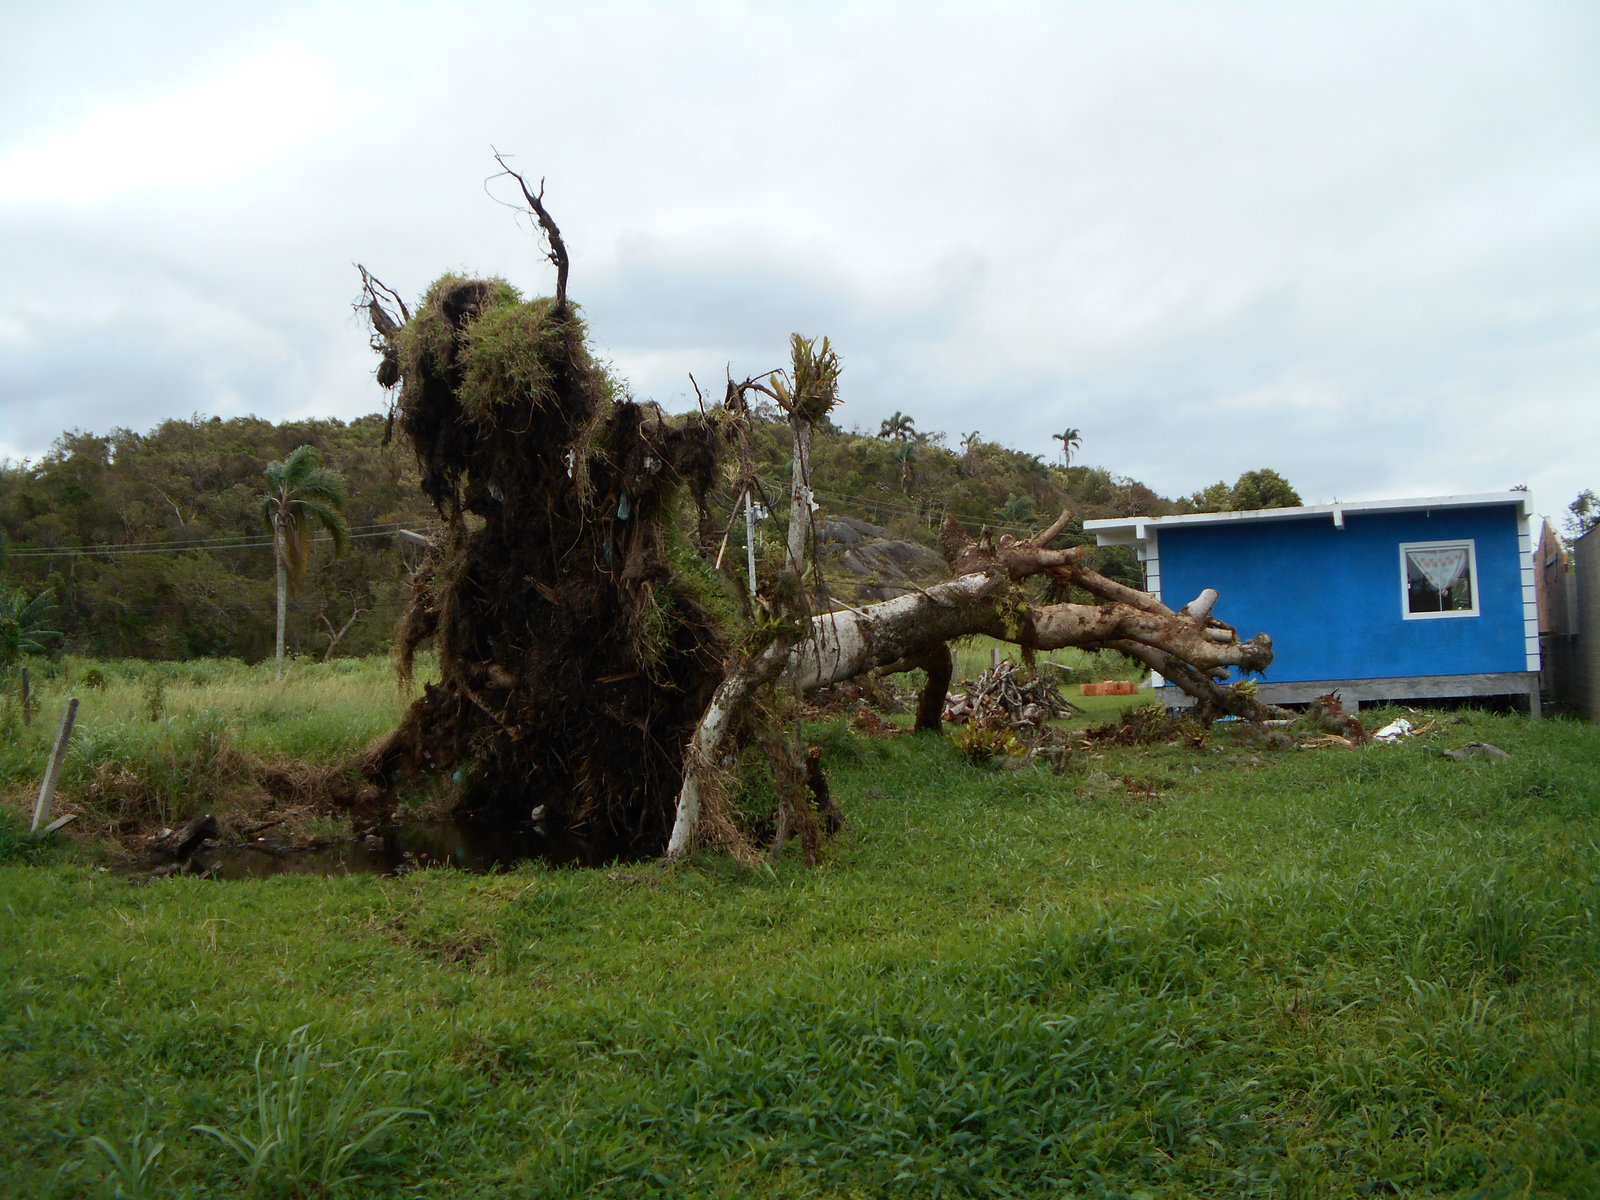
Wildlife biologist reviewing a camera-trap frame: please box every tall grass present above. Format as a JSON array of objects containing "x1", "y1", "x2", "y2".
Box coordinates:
[
  {"x1": 193, "y1": 1025, "x2": 427, "y2": 1195},
  {"x1": 0, "y1": 655, "x2": 432, "y2": 832}
]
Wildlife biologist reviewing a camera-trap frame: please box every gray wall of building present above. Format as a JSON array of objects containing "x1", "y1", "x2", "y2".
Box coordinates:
[{"x1": 1545, "y1": 526, "x2": 1599, "y2": 721}]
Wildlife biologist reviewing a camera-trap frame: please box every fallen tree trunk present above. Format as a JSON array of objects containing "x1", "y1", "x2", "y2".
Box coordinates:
[
  {"x1": 790, "y1": 573, "x2": 1272, "y2": 691},
  {"x1": 792, "y1": 524, "x2": 1272, "y2": 690},
  {"x1": 665, "y1": 628, "x2": 800, "y2": 860},
  {"x1": 664, "y1": 520, "x2": 1278, "y2": 857}
]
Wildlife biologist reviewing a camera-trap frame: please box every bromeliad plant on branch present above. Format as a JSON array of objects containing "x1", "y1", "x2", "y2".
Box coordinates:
[{"x1": 354, "y1": 160, "x2": 1281, "y2": 865}]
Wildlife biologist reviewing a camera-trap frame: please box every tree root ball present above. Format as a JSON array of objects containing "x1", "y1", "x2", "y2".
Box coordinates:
[{"x1": 360, "y1": 276, "x2": 736, "y2": 860}]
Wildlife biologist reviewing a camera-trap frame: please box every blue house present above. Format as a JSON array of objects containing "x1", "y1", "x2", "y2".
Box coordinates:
[{"x1": 1085, "y1": 492, "x2": 1542, "y2": 714}]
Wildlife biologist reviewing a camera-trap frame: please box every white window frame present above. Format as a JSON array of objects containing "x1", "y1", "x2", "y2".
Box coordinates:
[{"x1": 1399, "y1": 539, "x2": 1480, "y2": 620}]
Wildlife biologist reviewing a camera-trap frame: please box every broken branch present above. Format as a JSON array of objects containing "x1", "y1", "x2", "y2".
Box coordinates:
[{"x1": 490, "y1": 150, "x2": 570, "y2": 310}]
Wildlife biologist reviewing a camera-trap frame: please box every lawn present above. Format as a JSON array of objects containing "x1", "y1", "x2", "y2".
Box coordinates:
[{"x1": 0, "y1": 662, "x2": 1596, "y2": 1197}]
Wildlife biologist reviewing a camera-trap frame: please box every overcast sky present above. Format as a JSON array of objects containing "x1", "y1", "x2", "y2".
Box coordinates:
[{"x1": 2, "y1": 1, "x2": 1595, "y2": 522}]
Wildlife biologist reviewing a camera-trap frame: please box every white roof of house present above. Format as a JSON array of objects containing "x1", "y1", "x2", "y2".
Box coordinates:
[{"x1": 1085, "y1": 491, "x2": 1532, "y2": 547}]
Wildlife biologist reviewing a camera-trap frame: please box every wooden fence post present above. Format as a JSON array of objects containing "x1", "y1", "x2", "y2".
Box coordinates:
[{"x1": 31, "y1": 697, "x2": 79, "y2": 835}]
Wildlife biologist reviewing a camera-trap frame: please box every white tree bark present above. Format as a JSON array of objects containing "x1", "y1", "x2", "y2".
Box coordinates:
[
  {"x1": 664, "y1": 632, "x2": 797, "y2": 859},
  {"x1": 787, "y1": 420, "x2": 812, "y2": 578},
  {"x1": 743, "y1": 491, "x2": 758, "y2": 596},
  {"x1": 664, "y1": 553, "x2": 1277, "y2": 859},
  {"x1": 274, "y1": 522, "x2": 288, "y2": 684}
]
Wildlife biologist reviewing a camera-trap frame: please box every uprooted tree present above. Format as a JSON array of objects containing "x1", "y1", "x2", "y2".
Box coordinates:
[{"x1": 355, "y1": 167, "x2": 1280, "y2": 865}]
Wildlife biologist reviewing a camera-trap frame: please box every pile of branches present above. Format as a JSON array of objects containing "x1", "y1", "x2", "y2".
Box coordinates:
[{"x1": 943, "y1": 660, "x2": 1082, "y2": 734}]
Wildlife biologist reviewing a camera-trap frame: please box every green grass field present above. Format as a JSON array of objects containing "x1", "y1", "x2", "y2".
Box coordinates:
[{"x1": 1, "y1": 660, "x2": 1596, "y2": 1197}]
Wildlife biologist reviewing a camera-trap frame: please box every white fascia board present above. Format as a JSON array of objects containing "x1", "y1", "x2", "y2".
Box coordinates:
[
  {"x1": 1084, "y1": 491, "x2": 1531, "y2": 546},
  {"x1": 1088, "y1": 518, "x2": 1151, "y2": 547}
]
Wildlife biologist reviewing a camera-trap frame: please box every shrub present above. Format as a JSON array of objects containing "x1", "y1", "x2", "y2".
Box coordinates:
[{"x1": 950, "y1": 721, "x2": 1025, "y2": 764}]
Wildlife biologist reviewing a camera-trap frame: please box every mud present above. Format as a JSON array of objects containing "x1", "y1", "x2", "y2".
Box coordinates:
[{"x1": 187, "y1": 817, "x2": 591, "y2": 879}]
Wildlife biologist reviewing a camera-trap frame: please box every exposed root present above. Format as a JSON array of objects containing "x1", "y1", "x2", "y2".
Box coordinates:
[{"x1": 361, "y1": 274, "x2": 738, "y2": 860}]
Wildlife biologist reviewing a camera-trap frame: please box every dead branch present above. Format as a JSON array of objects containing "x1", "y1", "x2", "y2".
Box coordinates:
[
  {"x1": 1107, "y1": 641, "x2": 1293, "y2": 723},
  {"x1": 996, "y1": 539, "x2": 1086, "y2": 580},
  {"x1": 1043, "y1": 557, "x2": 1169, "y2": 616},
  {"x1": 1029, "y1": 506, "x2": 1076, "y2": 548},
  {"x1": 355, "y1": 265, "x2": 409, "y2": 439},
  {"x1": 319, "y1": 606, "x2": 367, "y2": 662},
  {"x1": 490, "y1": 150, "x2": 570, "y2": 311},
  {"x1": 356, "y1": 264, "x2": 410, "y2": 327},
  {"x1": 666, "y1": 627, "x2": 802, "y2": 860}
]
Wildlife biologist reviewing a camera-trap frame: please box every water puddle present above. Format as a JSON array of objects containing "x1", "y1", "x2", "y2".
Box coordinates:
[{"x1": 190, "y1": 819, "x2": 596, "y2": 879}]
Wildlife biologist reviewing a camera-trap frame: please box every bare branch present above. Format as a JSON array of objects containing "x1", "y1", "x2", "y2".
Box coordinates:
[
  {"x1": 1108, "y1": 640, "x2": 1294, "y2": 723},
  {"x1": 489, "y1": 149, "x2": 570, "y2": 310},
  {"x1": 354, "y1": 265, "x2": 408, "y2": 441},
  {"x1": 320, "y1": 606, "x2": 367, "y2": 661},
  {"x1": 355, "y1": 264, "x2": 409, "y2": 326},
  {"x1": 1029, "y1": 506, "x2": 1076, "y2": 548},
  {"x1": 996, "y1": 541, "x2": 1086, "y2": 580},
  {"x1": 1182, "y1": 589, "x2": 1219, "y2": 620},
  {"x1": 1050, "y1": 561, "x2": 1169, "y2": 616}
]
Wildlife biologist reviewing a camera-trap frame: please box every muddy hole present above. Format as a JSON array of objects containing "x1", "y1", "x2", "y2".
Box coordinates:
[{"x1": 183, "y1": 817, "x2": 603, "y2": 880}]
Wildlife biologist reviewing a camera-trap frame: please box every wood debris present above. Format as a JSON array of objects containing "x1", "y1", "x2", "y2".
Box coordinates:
[
  {"x1": 944, "y1": 660, "x2": 1083, "y2": 732},
  {"x1": 1300, "y1": 733, "x2": 1355, "y2": 749}
]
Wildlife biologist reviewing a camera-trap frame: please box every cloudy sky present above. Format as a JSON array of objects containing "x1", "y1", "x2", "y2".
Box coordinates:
[{"x1": 2, "y1": 1, "x2": 1595, "y2": 521}]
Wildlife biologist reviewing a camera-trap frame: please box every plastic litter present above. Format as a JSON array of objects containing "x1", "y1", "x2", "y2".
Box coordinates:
[{"x1": 1374, "y1": 718, "x2": 1413, "y2": 744}]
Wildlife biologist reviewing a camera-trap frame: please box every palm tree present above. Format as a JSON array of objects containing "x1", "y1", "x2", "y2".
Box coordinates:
[
  {"x1": 996, "y1": 493, "x2": 1038, "y2": 526},
  {"x1": 261, "y1": 446, "x2": 349, "y2": 681},
  {"x1": 878, "y1": 411, "x2": 916, "y2": 443},
  {"x1": 1052, "y1": 427, "x2": 1082, "y2": 467},
  {"x1": 0, "y1": 587, "x2": 60, "y2": 671},
  {"x1": 889, "y1": 440, "x2": 917, "y2": 493}
]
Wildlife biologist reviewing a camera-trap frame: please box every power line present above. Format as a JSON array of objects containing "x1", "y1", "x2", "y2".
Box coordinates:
[
  {"x1": 710, "y1": 471, "x2": 1047, "y2": 536},
  {"x1": 719, "y1": 483, "x2": 1044, "y2": 538},
  {"x1": 6, "y1": 523, "x2": 445, "y2": 560},
  {"x1": 10, "y1": 477, "x2": 1057, "y2": 568},
  {"x1": 47, "y1": 600, "x2": 411, "y2": 615}
]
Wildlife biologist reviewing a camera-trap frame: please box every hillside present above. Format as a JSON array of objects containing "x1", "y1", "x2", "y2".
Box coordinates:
[{"x1": 0, "y1": 408, "x2": 1195, "y2": 659}]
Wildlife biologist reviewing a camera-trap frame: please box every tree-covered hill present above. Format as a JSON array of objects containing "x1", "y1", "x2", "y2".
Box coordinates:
[
  {"x1": 0, "y1": 416, "x2": 435, "y2": 661},
  {"x1": 1, "y1": 406, "x2": 1292, "y2": 661},
  {"x1": 740, "y1": 407, "x2": 1184, "y2": 539}
]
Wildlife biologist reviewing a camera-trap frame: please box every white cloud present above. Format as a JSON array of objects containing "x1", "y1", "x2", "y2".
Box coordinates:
[
  {"x1": 0, "y1": 0, "x2": 1595, "y2": 522},
  {"x1": 0, "y1": 45, "x2": 346, "y2": 206}
]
